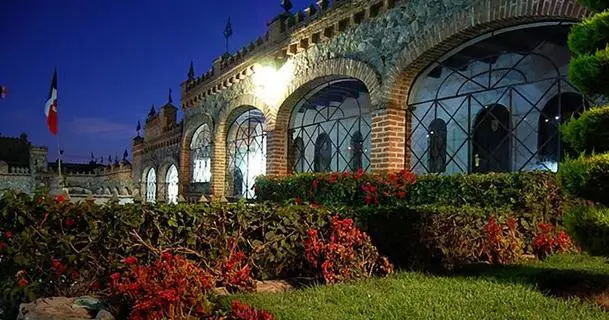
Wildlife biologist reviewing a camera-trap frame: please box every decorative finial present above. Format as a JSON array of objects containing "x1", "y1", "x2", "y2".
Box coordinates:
[
  {"x1": 148, "y1": 104, "x2": 156, "y2": 117},
  {"x1": 281, "y1": 0, "x2": 293, "y2": 12},
  {"x1": 123, "y1": 149, "x2": 129, "y2": 160},
  {"x1": 107, "y1": 155, "x2": 112, "y2": 163},
  {"x1": 168, "y1": 88, "x2": 173, "y2": 104},
  {"x1": 187, "y1": 61, "x2": 195, "y2": 80},
  {"x1": 136, "y1": 120, "x2": 141, "y2": 137},
  {"x1": 224, "y1": 17, "x2": 233, "y2": 54}
]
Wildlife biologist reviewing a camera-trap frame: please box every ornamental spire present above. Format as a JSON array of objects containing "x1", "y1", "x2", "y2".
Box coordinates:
[{"x1": 187, "y1": 60, "x2": 195, "y2": 80}]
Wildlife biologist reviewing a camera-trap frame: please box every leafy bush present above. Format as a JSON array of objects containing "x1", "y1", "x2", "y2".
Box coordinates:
[
  {"x1": 255, "y1": 169, "x2": 416, "y2": 206},
  {"x1": 0, "y1": 191, "x2": 334, "y2": 317},
  {"x1": 560, "y1": 106, "x2": 609, "y2": 154},
  {"x1": 576, "y1": 0, "x2": 609, "y2": 12},
  {"x1": 304, "y1": 216, "x2": 393, "y2": 283},
  {"x1": 558, "y1": 153, "x2": 609, "y2": 205},
  {"x1": 567, "y1": 47, "x2": 609, "y2": 96},
  {"x1": 348, "y1": 204, "x2": 550, "y2": 270},
  {"x1": 568, "y1": 11, "x2": 609, "y2": 56},
  {"x1": 531, "y1": 222, "x2": 578, "y2": 259},
  {"x1": 257, "y1": 171, "x2": 562, "y2": 219},
  {"x1": 109, "y1": 253, "x2": 273, "y2": 320},
  {"x1": 564, "y1": 204, "x2": 609, "y2": 256}
]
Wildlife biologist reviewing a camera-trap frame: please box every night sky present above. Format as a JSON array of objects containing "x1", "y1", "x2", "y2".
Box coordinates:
[{"x1": 0, "y1": 0, "x2": 311, "y2": 163}]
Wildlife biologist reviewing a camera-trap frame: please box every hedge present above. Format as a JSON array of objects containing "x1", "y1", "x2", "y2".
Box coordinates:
[
  {"x1": 568, "y1": 11, "x2": 609, "y2": 57},
  {"x1": 256, "y1": 171, "x2": 563, "y2": 219},
  {"x1": 564, "y1": 203, "x2": 609, "y2": 256},
  {"x1": 558, "y1": 153, "x2": 609, "y2": 205},
  {"x1": 0, "y1": 191, "x2": 335, "y2": 317},
  {"x1": 560, "y1": 106, "x2": 609, "y2": 155}
]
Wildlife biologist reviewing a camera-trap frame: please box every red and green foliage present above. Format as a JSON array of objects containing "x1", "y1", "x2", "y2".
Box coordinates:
[
  {"x1": 304, "y1": 216, "x2": 393, "y2": 283},
  {"x1": 531, "y1": 222, "x2": 577, "y2": 259},
  {"x1": 255, "y1": 169, "x2": 416, "y2": 206},
  {"x1": 482, "y1": 216, "x2": 524, "y2": 265},
  {"x1": 109, "y1": 253, "x2": 272, "y2": 320}
]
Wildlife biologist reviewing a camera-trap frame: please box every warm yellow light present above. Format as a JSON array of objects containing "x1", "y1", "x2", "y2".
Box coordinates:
[{"x1": 252, "y1": 60, "x2": 294, "y2": 107}]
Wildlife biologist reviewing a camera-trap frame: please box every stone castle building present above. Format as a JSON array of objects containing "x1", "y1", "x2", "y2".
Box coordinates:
[
  {"x1": 130, "y1": 0, "x2": 592, "y2": 203},
  {"x1": 0, "y1": 134, "x2": 135, "y2": 204}
]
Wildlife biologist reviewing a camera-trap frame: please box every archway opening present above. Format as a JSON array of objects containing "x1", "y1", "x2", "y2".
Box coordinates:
[
  {"x1": 191, "y1": 124, "x2": 212, "y2": 183},
  {"x1": 288, "y1": 78, "x2": 372, "y2": 173},
  {"x1": 226, "y1": 108, "x2": 266, "y2": 199},
  {"x1": 145, "y1": 168, "x2": 156, "y2": 203},
  {"x1": 166, "y1": 164, "x2": 179, "y2": 204},
  {"x1": 406, "y1": 23, "x2": 590, "y2": 175}
]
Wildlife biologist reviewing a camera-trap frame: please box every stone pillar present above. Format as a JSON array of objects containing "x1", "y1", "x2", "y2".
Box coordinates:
[
  {"x1": 265, "y1": 128, "x2": 289, "y2": 177},
  {"x1": 370, "y1": 107, "x2": 407, "y2": 172}
]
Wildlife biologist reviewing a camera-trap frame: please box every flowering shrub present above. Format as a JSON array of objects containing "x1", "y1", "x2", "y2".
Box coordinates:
[
  {"x1": 304, "y1": 216, "x2": 393, "y2": 283},
  {"x1": 109, "y1": 253, "x2": 272, "y2": 320},
  {"x1": 256, "y1": 169, "x2": 416, "y2": 206},
  {"x1": 212, "y1": 239, "x2": 256, "y2": 293},
  {"x1": 110, "y1": 253, "x2": 214, "y2": 319},
  {"x1": 532, "y1": 222, "x2": 578, "y2": 259},
  {"x1": 482, "y1": 216, "x2": 524, "y2": 264}
]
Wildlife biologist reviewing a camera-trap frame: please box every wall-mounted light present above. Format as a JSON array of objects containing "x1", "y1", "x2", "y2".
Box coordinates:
[{"x1": 252, "y1": 59, "x2": 295, "y2": 107}]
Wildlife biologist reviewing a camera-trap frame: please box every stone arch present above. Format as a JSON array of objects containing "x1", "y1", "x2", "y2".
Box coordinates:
[
  {"x1": 180, "y1": 112, "x2": 214, "y2": 197},
  {"x1": 141, "y1": 166, "x2": 157, "y2": 202},
  {"x1": 383, "y1": 0, "x2": 589, "y2": 110},
  {"x1": 211, "y1": 104, "x2": 267, "y2": 199},
  {"x1": 267, "y1": 59, "x2": 381, "y2": 176},
  {"x1": 275, "y1": 58, "x2": 381, "y2": 132},
  {"x1": 158, "y1": 157, "x2": 179, "y2": 202}
]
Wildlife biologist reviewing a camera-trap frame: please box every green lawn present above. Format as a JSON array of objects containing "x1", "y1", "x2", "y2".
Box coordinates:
[{"x1": 231, "y1": 255, "x2": 609, "y2": 319}]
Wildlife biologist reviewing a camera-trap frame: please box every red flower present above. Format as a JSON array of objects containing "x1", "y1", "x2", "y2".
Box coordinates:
[
  {"x1": 63, "y1": 218, "x2": 75, "y2": 227},
  {"x1": 110, "y1": 272, "x2": 121, "y2": 282},
  {"x1": 89, "y1": 279, "x2": 100, "y2": 291},
  {"x1": 71, "y1": 270, "x2": 79, "y2": 280},
  {"x1": 161, "y1": 252, "x2": 173, "y2": 261},
  {"x1": 0, "y1": 241, "x2": 6, "y2": 251},
  {"x1": 5, "y1": 231, "x2": 12, "y2": 239},
  {"x1": 121, "y1": 256, "x2": 138, "y2": 265},
  {"x1": 56, "y1": 194, "x2": 65, "y2": 203},
  {"x1": 312, "y1": 179, "x2": 319, "y2": 191},
  {"x1": 17, "y1": 278, "x2": 28, "y2": 287}
]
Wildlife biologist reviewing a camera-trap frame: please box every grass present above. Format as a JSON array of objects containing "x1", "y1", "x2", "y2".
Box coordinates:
[{"x1": 230, "y1": 255, "x2": 609, "y2": 319}]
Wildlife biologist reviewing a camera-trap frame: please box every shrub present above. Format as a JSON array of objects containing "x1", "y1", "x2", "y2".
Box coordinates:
[
  {"x1": 304, "y1": 216, "x2": 393, "y2": 283},
  {"x1": 531, "y1": 222, "x2": 578, "y2": 259},
  {"x1": 576, "y1": 0, "x2": 609, "y2": 12},
  {"x1": 568, "y1": 11, "x2": 609, "y2": 56},
  {"x1": 0, "y1": 191, "x2": 334, "y2": 317},
  {"x1": 558, "y1": 153, "x2": 609, "y2": 205},
  {"x1": 254, "y1": 169, "x2": 416, "y2": 206},
  {"x1": 560, "y1": 106, "x2": 609, "y2": 155},
  {"x1": 564, "y1": 204, "x2": 609, "y2": 256},
  {"x1": 350, "y1": 205, "x2": 538, "y2": 270},
  {"x1": 257, "y1": 171, "x2": 562, "y2": 219},
  {"x1": 567, "y1": 47, "x2": 609, "y2": 96}
]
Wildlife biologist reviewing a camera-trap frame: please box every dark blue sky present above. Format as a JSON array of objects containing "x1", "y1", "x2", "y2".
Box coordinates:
[{"x1": 0, "y1": 0, "x2": 310, "y2": 163}]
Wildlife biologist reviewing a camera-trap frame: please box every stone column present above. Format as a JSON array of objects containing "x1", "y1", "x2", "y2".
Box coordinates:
[
  {"x1": 370, "y1": 107, "x2": 407, "y2": 172},
  {"x1": 265, "y1": 128, "x2": 289, "y2": 177}
]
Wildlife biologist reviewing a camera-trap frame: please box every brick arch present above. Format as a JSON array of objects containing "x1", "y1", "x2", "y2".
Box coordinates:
[
  {"x1": 180, "y1": 112, "x2": 214, "y2": 198},
  {"x1": 158, "y1": 157, "x2": 179, "y2": 202},
  {"x1": 383, "y1": 0, "x2": 589, "y2": 111},
  {"x1": 211, "y1": 100, "x2": 268, "y2": 200},
  {"x1": 265, "y1": 58, "x2": 381, "y2": 177}
]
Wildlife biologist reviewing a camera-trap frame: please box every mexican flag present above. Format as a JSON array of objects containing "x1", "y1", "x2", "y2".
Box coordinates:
[{"x1": 44, "y1": 69, "x2": 58, "y2": 135}]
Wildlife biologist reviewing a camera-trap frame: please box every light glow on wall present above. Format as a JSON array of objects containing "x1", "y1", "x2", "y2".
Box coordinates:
[{"x1": 252, "y1": 60, "x2": 294, "y2": 107}]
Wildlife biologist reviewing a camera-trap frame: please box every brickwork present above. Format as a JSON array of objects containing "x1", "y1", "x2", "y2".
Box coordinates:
[
  {"x1": 179, "y1": 113, "x2": 214, "y2": 198},
  {"x1": 370, "y1": 108, "x2": 406, "y2": 172}
]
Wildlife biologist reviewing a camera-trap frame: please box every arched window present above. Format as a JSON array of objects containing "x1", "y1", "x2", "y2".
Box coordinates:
[
  {"x1": 166, "y1": 164, "x2": 179, "y2": 204},
  {"x1": 538, "y1": 92, "x2": 586, "y2": 171},
  {"x1": 226, "y1": 108, "x2": 266, "y2": 199},
  {"x1": 288, "y1": 79, "x2": 372, "y2": 173},
  {"x1": 191, "y1": 124, "x2": 211, "y2": 183},
  {"x1": 472, "y1": 104, "x2": 511, "y2": 173},
  {"x1": 146, "y1": 168, "x2": 156, "y2": 203},
  {"x1": 428, "y1": 119, "x2": 447, "y2": 173},
  {"x1": 314, "y1": 133, "x2": 332, "y2": 172},
  {"x1": 406, "y1": 24, "x2": 590, "y2": 175},
  {"x1": 289, "y1": 137, "x2": 305, "y2": 173},
  {"x1": 350, "y1": 131, "x2": 364, "y2": 171}
]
